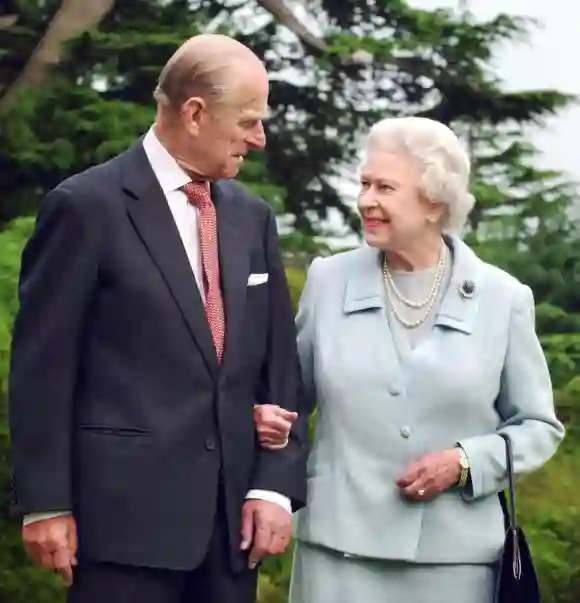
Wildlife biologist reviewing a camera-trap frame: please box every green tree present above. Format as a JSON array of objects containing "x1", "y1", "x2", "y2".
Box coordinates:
[
  {"x1": 1, "y1": 1, "x2": 571, "y2": 229},
  {"x1": 2, "y1": 1, "x2": 580, "y2": 602},
  {"x1": 0, "y1": 218, "x2": 67, "y2": 603}
]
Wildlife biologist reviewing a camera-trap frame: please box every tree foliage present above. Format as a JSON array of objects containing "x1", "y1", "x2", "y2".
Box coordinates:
[{"x1": 0, "y1": 1, "x2": 579, "y2": 602}]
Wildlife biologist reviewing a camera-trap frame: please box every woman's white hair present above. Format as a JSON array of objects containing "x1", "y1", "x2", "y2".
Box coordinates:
[{"x1": 362, "y1": 116, "x2": 476, "y2": 232}]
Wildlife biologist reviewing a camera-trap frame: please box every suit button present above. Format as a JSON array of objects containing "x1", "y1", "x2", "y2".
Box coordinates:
[
  {"x1": 205, "y1": 438, "x2": 216, "y2": 451},
  {"x1": 400, "y1": 426, "x2": 411, "y2": 439}
]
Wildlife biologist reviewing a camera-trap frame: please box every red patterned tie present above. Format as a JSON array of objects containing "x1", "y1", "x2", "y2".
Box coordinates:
[{"x1": 181, "y1": 182, "x2": 225, "y2": 361}]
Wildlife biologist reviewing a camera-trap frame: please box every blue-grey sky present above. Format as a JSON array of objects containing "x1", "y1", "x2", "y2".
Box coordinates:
[{"x1": 410, "y1": 0, "x2": 580, "y2": 183}]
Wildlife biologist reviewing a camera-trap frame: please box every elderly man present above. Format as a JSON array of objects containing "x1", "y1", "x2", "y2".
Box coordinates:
[{"x1": 9, "y1": 34, "x2": 307, "y2": 603}]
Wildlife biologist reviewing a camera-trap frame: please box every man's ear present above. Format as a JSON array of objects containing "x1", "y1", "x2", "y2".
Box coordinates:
[{"x1": 181, "y1": 96, "x2": 206, "y2": 136}]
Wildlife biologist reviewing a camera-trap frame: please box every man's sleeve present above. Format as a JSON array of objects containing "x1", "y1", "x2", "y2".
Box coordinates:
[
  {"x1": 9, "y1": 185, "x2": 100, "y2": 515},
  {"x1": 248, "y1": 206, "x2": 309, "y2": 512}
]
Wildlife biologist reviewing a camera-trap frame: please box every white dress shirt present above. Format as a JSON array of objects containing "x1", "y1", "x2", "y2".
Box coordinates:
[{"x1": 23, "y1": 127, "x2": 291, "y2": 526}]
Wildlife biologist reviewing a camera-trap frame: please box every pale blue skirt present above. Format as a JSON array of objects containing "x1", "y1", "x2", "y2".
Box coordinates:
[{"x1": 289, "y1": 541, "x2": 497, "y2": 603}]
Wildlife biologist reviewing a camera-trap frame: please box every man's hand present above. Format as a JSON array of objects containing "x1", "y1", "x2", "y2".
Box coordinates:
[
  {"x1": 22, "y1": 515, "x2": 78, "y2": 585},
  {"x1": 240, "y1": 500, "x2": 292, "y2": 569},
  {"x1": 396, "y1": 448, "x2": 462, "y2": 501},
  {"x1": 253, "y1": 404, "x2": 297, "y2": 450}
]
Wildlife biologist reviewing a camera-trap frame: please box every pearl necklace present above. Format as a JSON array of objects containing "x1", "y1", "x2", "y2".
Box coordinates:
[{"x1": 382, "y1": 242, "x2": 447, "y2": 329}]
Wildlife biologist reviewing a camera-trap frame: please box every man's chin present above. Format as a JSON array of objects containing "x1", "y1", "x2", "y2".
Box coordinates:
[
  {"x1": 219, "y1": 166, "x2": 241, "y2": 180},
  {"x1": 208, "y1": 158, "x2": 243, "y2": 181}
]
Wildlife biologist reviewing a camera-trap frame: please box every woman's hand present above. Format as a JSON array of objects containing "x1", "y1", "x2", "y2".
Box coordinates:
[
  {"x1": 396, "y1": 448, "x2": 462, "y2": 500},
  {"x1": 253, "y1": 404, "x2": 298, "y2": 450}
]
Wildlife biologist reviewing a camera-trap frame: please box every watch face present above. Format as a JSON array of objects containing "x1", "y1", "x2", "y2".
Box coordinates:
[{"x1": 460, "y1": 457, "x2": 469, "y2": 469}]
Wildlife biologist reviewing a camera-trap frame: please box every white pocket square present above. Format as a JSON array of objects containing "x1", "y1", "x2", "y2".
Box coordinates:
[{"x1": 247, "y1": 273, "x2": 269, "y2": 286}]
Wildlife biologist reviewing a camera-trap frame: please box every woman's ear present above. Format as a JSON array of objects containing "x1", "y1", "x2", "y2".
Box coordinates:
[{"x1": 425, "y1": 200, "x2": 446, "y2": 224}]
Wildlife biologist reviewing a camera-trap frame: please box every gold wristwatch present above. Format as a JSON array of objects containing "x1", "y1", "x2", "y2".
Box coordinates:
[{"x1": 457, "y1": 446, "x2": 470, "y2": 489}]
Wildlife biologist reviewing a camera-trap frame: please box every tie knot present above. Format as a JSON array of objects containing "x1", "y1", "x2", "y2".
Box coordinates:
[{"x1": 181, "y1": 181, "x2": 211, "y2": 207}]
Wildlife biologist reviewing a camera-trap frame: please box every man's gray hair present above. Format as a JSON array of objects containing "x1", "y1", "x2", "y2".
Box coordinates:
[
  {"x1": 362, "y1": 117, "x2": 476, "y2": 232},
  {"x1": 153, "y1": 34, "x2": 262, "y2": 110},
  {"x1": 154, "y1": 52, "x2": 230, "y2": 109}
]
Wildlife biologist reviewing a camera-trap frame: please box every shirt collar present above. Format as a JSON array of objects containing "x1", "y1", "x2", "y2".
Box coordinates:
[{"x1": 142, "y1": 126, "x2": 191, "y2": 194}]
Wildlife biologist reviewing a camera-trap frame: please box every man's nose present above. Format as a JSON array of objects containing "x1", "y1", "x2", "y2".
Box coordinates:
[{"x1": 247, "y1": 122, "x2": 266, "y2": 149}]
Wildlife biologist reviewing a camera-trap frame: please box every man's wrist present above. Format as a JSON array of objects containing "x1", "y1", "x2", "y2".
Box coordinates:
[
  {"x1": 245, "y1": 489, "x2": 292, "y2": 514},
  {"x1": 23, "y1": 511, "x2": 72, "y2": 526}
]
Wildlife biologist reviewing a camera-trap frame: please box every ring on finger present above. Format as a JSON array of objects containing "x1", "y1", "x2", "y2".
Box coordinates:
[{"x1": 418, "y1": 489, "x2": 425, "y2": 497}]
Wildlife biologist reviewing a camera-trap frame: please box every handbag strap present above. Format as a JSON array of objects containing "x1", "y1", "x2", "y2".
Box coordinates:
[{"x1": 498, "y1": 432, "x2": 517, "y2": 531}]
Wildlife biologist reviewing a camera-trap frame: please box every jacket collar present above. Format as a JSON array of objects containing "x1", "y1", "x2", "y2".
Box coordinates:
[{"x1": 343, "y1": 235, "x2": 484, "y2": 334}]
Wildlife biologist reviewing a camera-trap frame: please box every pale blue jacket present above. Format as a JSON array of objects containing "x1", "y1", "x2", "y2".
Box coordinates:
[{"x1": 293, "y1": 235, "x2": 564, "y2": 564}]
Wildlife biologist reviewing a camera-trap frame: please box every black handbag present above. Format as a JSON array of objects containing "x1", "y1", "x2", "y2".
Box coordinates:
[{"x1": 495, "y1": 432, "x2": 542, "y2": 603}]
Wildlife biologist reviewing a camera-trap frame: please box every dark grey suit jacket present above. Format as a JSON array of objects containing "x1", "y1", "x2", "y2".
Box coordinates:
[{"x1": 8, "y1": 139, "x2": 308, "y2": 571}]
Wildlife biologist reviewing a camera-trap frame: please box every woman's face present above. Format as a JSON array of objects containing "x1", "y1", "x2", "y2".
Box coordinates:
[{"x1": 357, "y1": 150, "x2": 443, "y2": 252}]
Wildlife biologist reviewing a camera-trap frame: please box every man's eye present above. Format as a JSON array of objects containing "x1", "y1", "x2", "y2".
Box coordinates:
[{"x1": 242, "y1": 119, "x2": 260, "y2": 128}]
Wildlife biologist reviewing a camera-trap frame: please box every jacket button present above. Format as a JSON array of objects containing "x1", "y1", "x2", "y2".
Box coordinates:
[
  {"x1": 400, "y1": 426, "x2": 411, "y2": 439},
  {"x1": 389, "y1": 380, "x2": 404, "y2": 396},
  {"x1": 205, "y1": 438, "x2": 216, "y2": 451}
]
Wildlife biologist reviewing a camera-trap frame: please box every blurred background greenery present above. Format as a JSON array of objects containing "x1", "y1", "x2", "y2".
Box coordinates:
[{"x1": 1, "y1": 0, "x2": 579, "y2": 601}]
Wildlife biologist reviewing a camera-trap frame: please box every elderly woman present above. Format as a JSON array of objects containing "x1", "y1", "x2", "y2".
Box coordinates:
[{"x1": 254, "y1": 116, "x2": 564, "y2": 603}]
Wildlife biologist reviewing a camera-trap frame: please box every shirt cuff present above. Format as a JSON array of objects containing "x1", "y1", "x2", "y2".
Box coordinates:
[
  {"x1": 245, "y1": 490, "x2": 292, "y2": 514},
  {"x1": 23, "y1": 511, "x2": 72, "y2": 526}
]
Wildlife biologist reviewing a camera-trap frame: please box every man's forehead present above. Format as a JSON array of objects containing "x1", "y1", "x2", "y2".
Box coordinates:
[
  {"x1": 241, "y1": 104, "x2": 270, "y2": 120},
  {"x1": 228, "y1": 74, "x2": 269, "y2": 115}
]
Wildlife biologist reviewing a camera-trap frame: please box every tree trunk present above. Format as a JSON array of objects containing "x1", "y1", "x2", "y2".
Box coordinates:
[
  {"x1": 0, "y1": 0, "x2": 115, "y2": 113},
  {"x1": 255, "y1": 0, "x2": 329, "y2": 54}
]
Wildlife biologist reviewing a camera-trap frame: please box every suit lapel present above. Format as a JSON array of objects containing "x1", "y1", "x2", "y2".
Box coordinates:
[
  {"x1": 121, "y1": 141, "x2": 219, "y2": 377},
  {"x1": 212, "y1": 181, "x2": 249, "y2": 374}
]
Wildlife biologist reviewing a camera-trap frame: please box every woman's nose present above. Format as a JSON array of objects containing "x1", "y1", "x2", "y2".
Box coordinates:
[{"x1": 358, "y1": 188, "x2": 377, "y2": 209}]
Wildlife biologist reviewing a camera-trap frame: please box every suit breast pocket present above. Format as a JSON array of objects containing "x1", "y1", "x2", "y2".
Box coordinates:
[
  {"x1": 245, "y1": 277, "x2": 269, "y2": 322},
  {"x1": 245, "y1": 260, "x2": 269, "y2": 305},
  {"x1": 241, "y1": 270, "x2": 269, "y2": 362}
]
